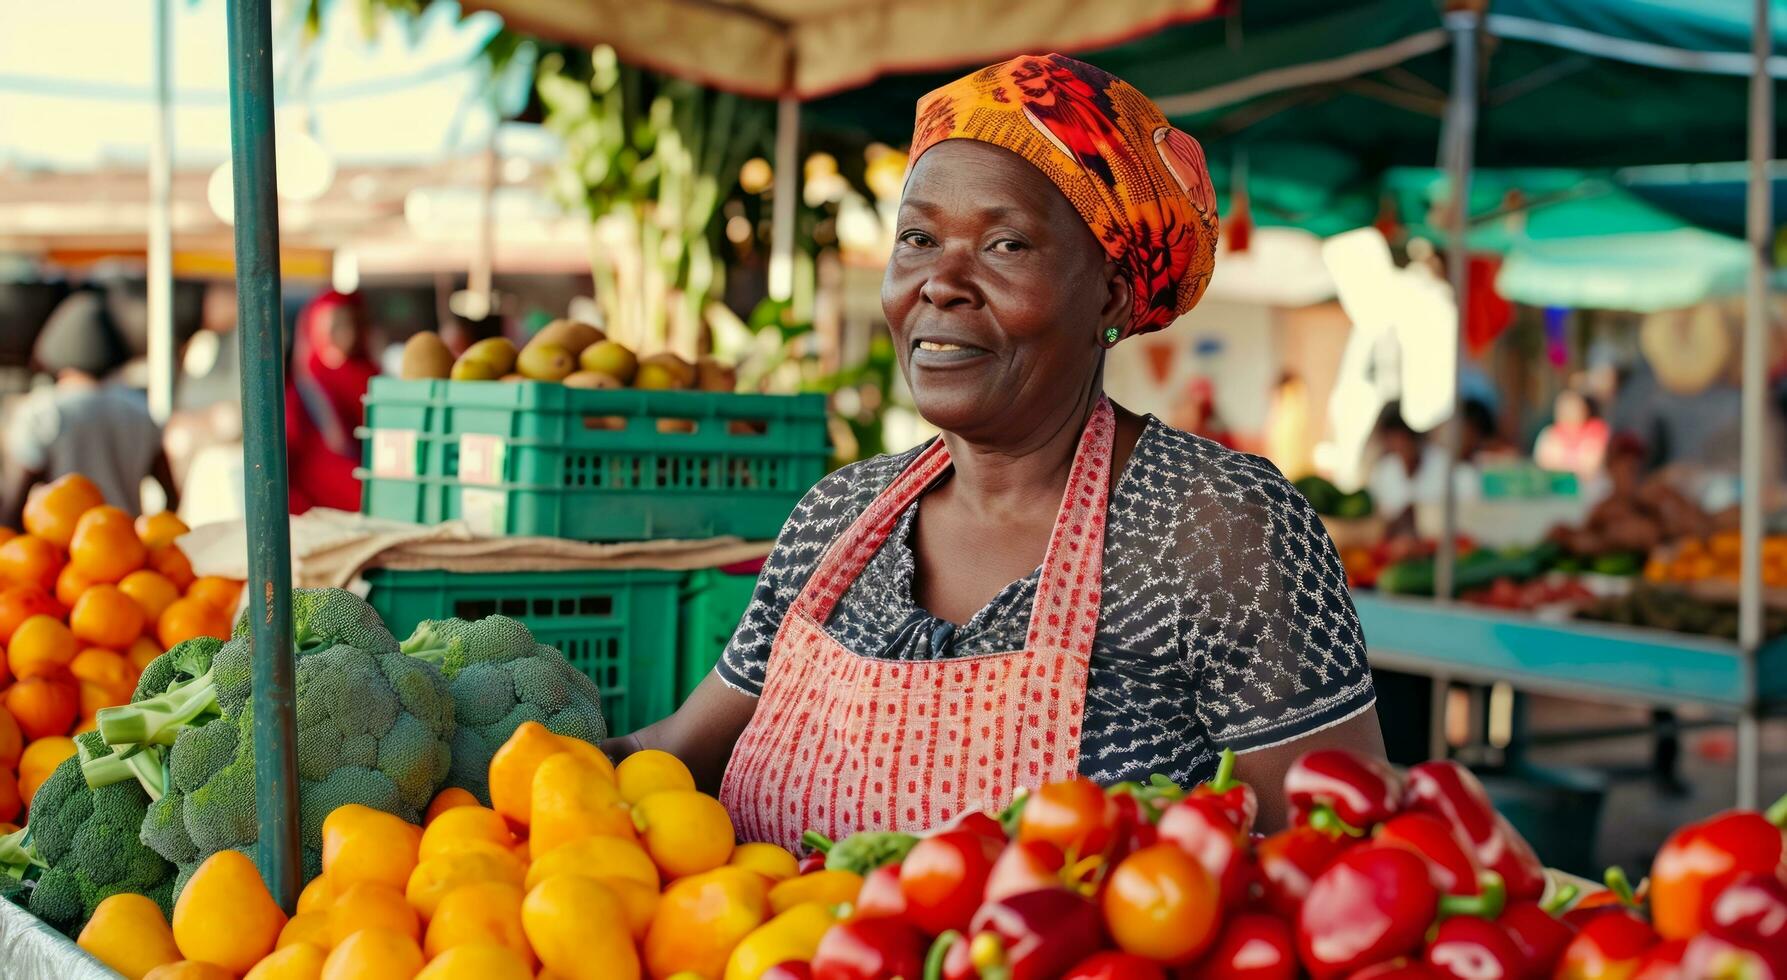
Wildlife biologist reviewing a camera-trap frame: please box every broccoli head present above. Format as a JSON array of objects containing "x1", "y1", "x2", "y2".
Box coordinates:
[
  {"x1": 104, "y1": 612, "x2": 454, "y2": 887},
  {"x1": 404, "y1": 617, "x2": 607, "y2": 804},
  {"x1": 0, "y1": 733, "x2": 175, "y2": 934},
  {"x1": 132, "y1": 636, "x2": 224, "y2": 702},
  {"x1": 234, "y1": 587, "x2": 400, "y2": 655}
]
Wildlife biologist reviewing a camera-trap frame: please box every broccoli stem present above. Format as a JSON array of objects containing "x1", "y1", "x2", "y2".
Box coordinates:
[
  {"x1": 0, "y1": 828, "x2": 42, "y2": 880},
  {"x1": 80, "y1": 744, "x2": 167, "y2": 800},
  {"x1": 96, "y1": 669, "x2": 221, "y2": 748}
]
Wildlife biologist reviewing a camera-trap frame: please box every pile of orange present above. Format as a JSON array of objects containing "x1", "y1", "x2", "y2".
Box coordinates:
[{"x1": 0, "y1": 474, "x2": 244, "y2": 828}]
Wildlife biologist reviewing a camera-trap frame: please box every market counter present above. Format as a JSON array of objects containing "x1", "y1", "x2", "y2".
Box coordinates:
[{"x1": 1353, "y1": 592, "x2": 1787, "y2": 710}]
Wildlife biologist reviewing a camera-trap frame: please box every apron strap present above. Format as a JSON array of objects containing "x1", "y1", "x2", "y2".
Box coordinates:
[{"x1": 791, "y1": 397, "x2": 1115, "y2": 654}]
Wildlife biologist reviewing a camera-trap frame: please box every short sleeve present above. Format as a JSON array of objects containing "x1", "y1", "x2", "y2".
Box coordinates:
[
  {"x1": 714, "y1": 449, "x2": 918, "y2": 696},
  {"x1": 1188, "y1": 457, "x2": 1375, "y2": 753},
  {"x1": 3, "y1": 391, "x2": 59, "y2": 473}
]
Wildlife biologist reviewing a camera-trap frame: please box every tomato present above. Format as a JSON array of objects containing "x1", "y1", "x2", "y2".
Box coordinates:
[
  {"x1": 897, "y1": 830, "x2": 1002, "y2": 936},
  {"x1": 1018, "y1": 777, "x2": 1119, "y2": 857},
  {"x1": 1101, "y1": 843, "x2": 1222, "y2": 965}
]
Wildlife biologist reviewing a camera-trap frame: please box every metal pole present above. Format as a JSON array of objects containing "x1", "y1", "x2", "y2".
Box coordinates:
[
  {"x1": 225, "y1": 0, "x2": 300, "y2": 908},
  {"x1": 1436, "y1": 9, "x2": 1480, "y2": 604},
  {"x1": 768, "y1": 95, "x2": 800, "y2": 302},
  {"x1": 1737, "y1": 0, "x2": 1772, "y2": 811},
  {"x1": 147, "y1": 0, "x2": 176, "y2": 425},
  {"x1": 468, "y1": 127, "x2": 498, "y2": 320}
]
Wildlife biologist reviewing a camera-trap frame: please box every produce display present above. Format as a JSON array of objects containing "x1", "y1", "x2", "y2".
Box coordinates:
[
  {"x1": 0, "y1": 474, "x2": 241, "y2": 835},
  {"x1": 0, "y1": 590, "x2": 605, "y2": 940},
  {"x1": 399, "y1": 318, "x2": 739, "y2": 394},
  {"x1": 6, "y1": 686, "x2": 1779, "y2": 980},
  {"x1": 1644, "y1": 531, "x2": 1787, "y2": 589}
]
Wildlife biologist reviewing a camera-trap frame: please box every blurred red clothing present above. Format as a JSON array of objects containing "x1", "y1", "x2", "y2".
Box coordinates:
[{"x1": 286, "y1": 291, "x2": 376, "y2": 514}]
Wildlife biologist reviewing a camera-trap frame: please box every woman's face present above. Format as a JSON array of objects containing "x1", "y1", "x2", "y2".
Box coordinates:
[{"x1": 882, "y1": 140, "x2": 1129, "y2": 440}]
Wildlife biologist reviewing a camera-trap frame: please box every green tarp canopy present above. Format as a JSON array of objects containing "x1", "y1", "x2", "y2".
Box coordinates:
[{"x1": 811, "y1": 0, "x2": 1785, "y2": 255}]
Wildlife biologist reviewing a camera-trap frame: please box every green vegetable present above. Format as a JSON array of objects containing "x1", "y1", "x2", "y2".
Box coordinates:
[
  {"x1": 401, "y1": 617, "x2": 606, "y2": 804},
  {"x1": 1334, "y1": 489, "x2": 1374, "y2": 519},
  {"x1": 0, "y1": 732, "x2": 176, "y2": 934},
  {"x1": 824, "y1": 831, "x2": 920, "y2": 875},
  {"x1": 97, "y1": 588, "x2": 455, "y2": 893},
  {"x1": 1293, "y1": 475, "x2": 1343, "y2": 516}
]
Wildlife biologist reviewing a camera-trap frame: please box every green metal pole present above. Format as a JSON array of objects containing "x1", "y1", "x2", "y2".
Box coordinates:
[{"x1": 225, "y1": 0, "x2": 300, "y2": 910}]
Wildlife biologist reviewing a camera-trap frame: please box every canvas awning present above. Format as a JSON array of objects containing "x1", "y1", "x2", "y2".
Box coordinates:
[{"x1": 461, "y1": 0, "x2": 1227, "y2": 99}]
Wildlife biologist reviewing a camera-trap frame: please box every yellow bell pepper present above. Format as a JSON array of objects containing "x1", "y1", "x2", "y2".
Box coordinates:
[
  {"x1": 766, "y1": 869, "x2": 864, "y2": 915},
  {"x1": 724, "y1": 902, "x2": 839, "y2": 980}
]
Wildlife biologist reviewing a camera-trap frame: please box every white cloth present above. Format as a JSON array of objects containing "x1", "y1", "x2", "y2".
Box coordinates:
[
  {"x1": 4, "y1": 384, "x2": 162, "y2": 516},
  {"x1": 1368, "y1": 445, "x2": 1479, "y2": 517}
]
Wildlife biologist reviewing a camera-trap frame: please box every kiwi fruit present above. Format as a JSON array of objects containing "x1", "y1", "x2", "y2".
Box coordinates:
[
  {"x1": 695, "y1": 356, "x2": 738, "y2": 393},
  {"x1": 459, "y1": 337, "x2": 518, "y2": 376},
  {"x1": 579, "y1": 340, "x2": 639, "y2": 385},
  {"x1": 399, "y1": 331, "x2": 454, "y2": 380},
  {"x1": 517, "y1": 343, "x2": 577, "y2": 382}
]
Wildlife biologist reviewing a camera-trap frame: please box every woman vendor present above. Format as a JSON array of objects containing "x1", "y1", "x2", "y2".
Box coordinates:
[{"x1": 608, "y1": 54, "x2": 1384, "y2": 841}]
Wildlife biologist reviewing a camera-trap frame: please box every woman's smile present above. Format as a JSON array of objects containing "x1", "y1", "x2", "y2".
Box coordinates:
[{"x1": 910, "y1": 336, "x2": 992, "y2": 367}]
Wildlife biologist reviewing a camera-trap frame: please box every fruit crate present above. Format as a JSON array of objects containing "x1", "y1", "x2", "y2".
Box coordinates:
[
  {"x1": 677, "y1": 566, "x2": 763, "y2": 700},
  {"x1": 358, "y1": 378, "x2": 829, "y2": 541},
  {"x1": 363, "y1": 567, "x2": 682, "y2": 735}
]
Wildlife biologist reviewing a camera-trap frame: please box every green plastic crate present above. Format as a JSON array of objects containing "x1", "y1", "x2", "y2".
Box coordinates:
[
  {"x1": 358, "y1": 378, "x2": 829, "y2": 541},
  {"x1": 363, "y1": 567, "x2": 682, "y2": 735},
  {"x1": 677, "y1": 568, "x2": 761, "y2": 700}
]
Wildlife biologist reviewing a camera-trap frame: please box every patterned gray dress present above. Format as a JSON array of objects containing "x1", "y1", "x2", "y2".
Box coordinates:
[{"x1": 718, "y1": 415, "x2": 1375, "y2": 786}]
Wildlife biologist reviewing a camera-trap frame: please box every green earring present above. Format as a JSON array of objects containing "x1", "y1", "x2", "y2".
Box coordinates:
[{"x1": 1102, "y1": 326, "x2": 1120, "y2": 345}]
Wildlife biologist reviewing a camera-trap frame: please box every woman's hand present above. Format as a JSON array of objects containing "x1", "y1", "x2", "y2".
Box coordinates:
[
  {"x1": 601, "y1": 672, "x2": 759, "y2": 793},
  {"x1": 1230, "y1": 705, "x2": 1388, "y2": 833}
]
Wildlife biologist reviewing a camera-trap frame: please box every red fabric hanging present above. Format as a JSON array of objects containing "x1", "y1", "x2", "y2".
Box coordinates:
[{"x1": 1464, "y1": 256, "x2": 1513, "y2": 356}]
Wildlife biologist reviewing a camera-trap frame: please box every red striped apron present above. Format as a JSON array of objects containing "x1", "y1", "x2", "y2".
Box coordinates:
[{"x1": 720, "y1": 398, "x2": 1114, "y2": 848}]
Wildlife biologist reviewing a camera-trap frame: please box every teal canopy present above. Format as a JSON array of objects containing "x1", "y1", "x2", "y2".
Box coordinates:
[{"x1": 811, "y1": 0, "x2": 1784, "y2": 235}]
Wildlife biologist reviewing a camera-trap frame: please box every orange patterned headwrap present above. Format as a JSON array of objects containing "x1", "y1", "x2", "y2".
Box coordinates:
[{"x1": 910, "y1": 53, "x2": 1219, "y2": 342}]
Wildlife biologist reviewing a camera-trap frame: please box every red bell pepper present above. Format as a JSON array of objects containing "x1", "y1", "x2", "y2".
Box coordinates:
[
  {"x1": 1158, "y1": 795, "x2": 1253, "y2": 907},
  {"x1": 1423, "y1": 917, "x2": 1525, "y2": 980},
  {"x1": 855, "y1": 863, "x2": 908, "y2": 920},
  {"x1": 1064, "y1": 952, "x2": 1168, "y2": 980},
  {"x1": 1375, "y1": 812, "x2": 1484, "y2": 896},
  {"x1": 1297, "y1": 845, "x2": 1441, "y2": 978},
  {"x1": 1109, "y1": 791, "x2": 1161, "y2": 863},
  {"x1": 984, "y1": 840, "x2": 1068, "y2": 906},
  {"x1": 1631, "y1": 939, "x2": 1687, "y2": 980},
  {"x1": 800, "y1": 850, "x2": 830, "y2": 874},
  {"x1": 764, "y1": 963, "x2": 816, "y2": 980},
  {"x1": 1497, "y1": 899, "x2": 1577, "y2": 977},
  {"x1": 1257, "y1": 825, "x2": 1354, "y2": 919},
  {"x1": 1563, "y1": 868, "x2": 1648, "y2": 929},
  {"x1": 899, "y1": 830, "x2": 1004, "y2": 936},
  {"x1": 1708, "y1": 873, "x2": 1787, "y2": 946},
  {"x1": 1650, "y1": 795, "x2": 1787, "y2": 942},
  {"x1": 953, "y1": 810, "x2": 1010, "y2": 845},
  {"x1": 1288, "y1": 749, "x2": 1404, "y2": 833},
  {"x1": 1348, "y1": 961, "x2": 1443, "y2": 979},
  {"x1": 1192, "y1": 748, "x2": 1260, "y2": 834},
  {"x1": 1402, "y1": 760, "x2": 1547, "y2": 902},
  {"x1": 811, "y1": 918, "x2": 928, "y2": 980},
  {"x1": 1017, "y1": 777, "x2": 1119, "y2": 858},
  {"x1": 941, "y1": 888, "x2": 1106, "y2": 980},
  {"x1": 1681, "y1": 933, "x2": 1786, "y2": 980},
  {"x1": 1191, "y1": 912, "x2": 1297, "y2": 980},
  {"x1": 1553, "y1": 911, "x2": 1658, "y2": 980}
]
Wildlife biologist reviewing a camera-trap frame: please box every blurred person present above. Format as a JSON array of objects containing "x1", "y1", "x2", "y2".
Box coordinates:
[
  {"x1": 1367, "y1": 400, "x2": 1479, "y2": 535},
  {"x1": 1533, "y1": 389, "x2": 1609, "y2": 482},
  {"x1": 2, "y1": 292, "x2": 179, "y2": 520},
  {"x1": 1168, "y1": 375, "x2": 1235, "y2": 448},
  {"x1": 286, "y1": 290, "x2": 377, "y2": 514}
]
